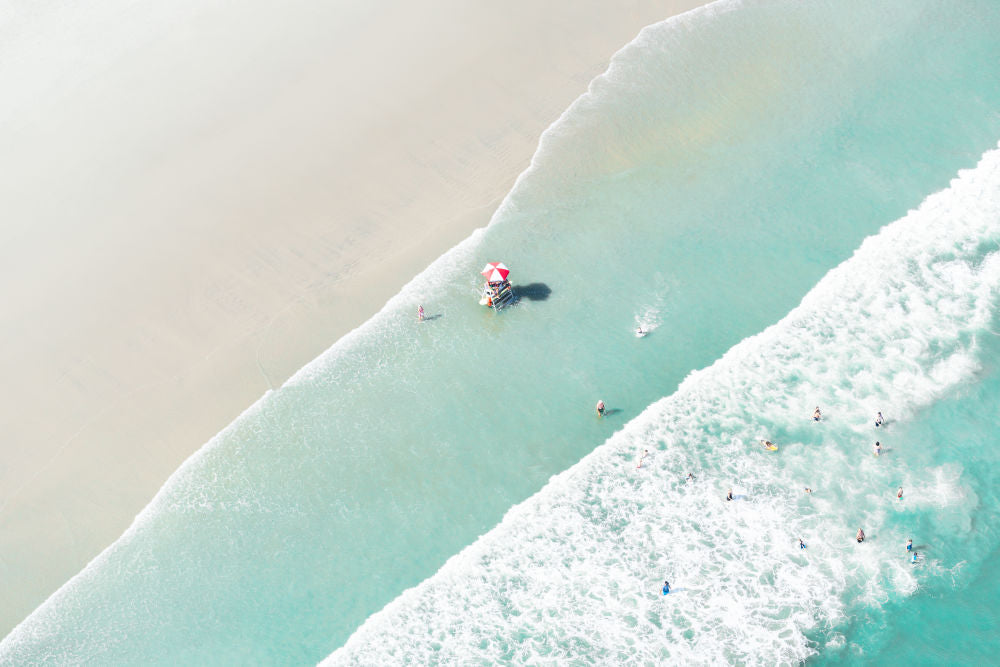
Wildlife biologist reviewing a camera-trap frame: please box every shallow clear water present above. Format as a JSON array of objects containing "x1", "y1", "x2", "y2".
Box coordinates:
[{"x1": 3, "y1": 0, "x2": 1000, "y2": 664}]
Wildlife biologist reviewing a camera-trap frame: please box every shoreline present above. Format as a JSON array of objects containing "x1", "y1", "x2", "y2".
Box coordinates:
[{"x1": 0, "y1": 0, "x2": 705, "y2": 635}]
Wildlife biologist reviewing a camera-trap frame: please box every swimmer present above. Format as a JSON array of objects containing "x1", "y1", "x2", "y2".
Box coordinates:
[
  {"x1": 799, "y1": 538, "x2": 806, "y2": 549},
  {"x1": 686, "y1": 473, "x2": 696, "y2": 482},
  {"x1": 637, "y1": 449, "x2": 650, "y2": 469},
  {"x1": 874, "y1": 441, "x2": 882, "y2": 457},
  {"x1": 897, "y1": 487, "x2": 903, "y2": 500},
  {"x1": 856, "y1": 528, "x2": 865, "y2": 543},
  {"x1": 813, "y1": 406, "x2": 822, "y2": 421},
  {"x1": 804, "y1": 487, "x2": 813, "y2": 494},
  {"x1": 726, "y1": 488, "x2": 733, "y2": 502},
  {"x1": 636, "y1": 326, "x2": 645, "y2": 336},
  {"x1": 911, "y1": 552, "x2": 918, "y2": 564},
  {"x1": 596, "y1": 400, "x2": 606, "y2": 418},
  {"x1": 875, "y1": 411, "x2": 884, "y2": 428},
  {"x1": 417, "y1": 305, "x2": 424, "y2": 321},
  {"x1": 662, "y1": 580, "x2": 670, "y2": 595},
  {"x1": 906, "y1": 539, "x2": 913, "y2": 552}
]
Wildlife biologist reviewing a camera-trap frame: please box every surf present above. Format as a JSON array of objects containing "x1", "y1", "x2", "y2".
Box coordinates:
[{"x1": 327, "y1": 143, "x2": 1000, "y2": 665}]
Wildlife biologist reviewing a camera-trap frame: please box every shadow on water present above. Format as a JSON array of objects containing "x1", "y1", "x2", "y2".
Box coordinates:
[
  {"x1": 601, "y1": 408, "x2": 624, "y2": 418},
  {"x1": 513, "y1": 283, "x2": 551, "y2": 301},
  {"x1": 421, "y1": 314, "x2": 443, "y2": 322}
]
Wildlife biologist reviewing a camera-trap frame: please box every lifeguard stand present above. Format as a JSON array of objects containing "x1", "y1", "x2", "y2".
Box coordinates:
[
  {"x1": 481, "y1": 280, "x2": 515, "y2": 311},
  {"x1": 479, "y1": 262, "x2": 516, "y2": 311}
]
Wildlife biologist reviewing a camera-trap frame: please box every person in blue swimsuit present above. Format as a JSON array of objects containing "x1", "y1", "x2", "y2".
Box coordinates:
[
  {"x1": 662, "y1": 580, "x2": 670, "y2": 595},
  {"x1": 906, "y1": 538, "x2": 913, "y2": 552}
]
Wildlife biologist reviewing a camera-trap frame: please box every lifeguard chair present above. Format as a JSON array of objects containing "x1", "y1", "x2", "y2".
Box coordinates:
[{"x1": 479, "y1": 262, "x2": 516, "y2": 311}]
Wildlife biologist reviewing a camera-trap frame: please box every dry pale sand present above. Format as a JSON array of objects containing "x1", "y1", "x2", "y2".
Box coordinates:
[{"x1": 0, "y1": 0, "x2": 705, "y2": 634}]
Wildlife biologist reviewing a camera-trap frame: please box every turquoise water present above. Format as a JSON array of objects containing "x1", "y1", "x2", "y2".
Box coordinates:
[
  {"x1": 810, "y1": 327, "x2": 1000, "y2": 666},
  {"x1": 3, "y1": 0, "x2": 1000, "y2": 663},
  {"x1": 330, "y1": 143, "x2": 1000, "y2": 664}
]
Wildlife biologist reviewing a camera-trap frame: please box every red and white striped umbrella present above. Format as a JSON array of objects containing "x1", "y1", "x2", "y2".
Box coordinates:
[{"x1": 481, "y1": 262, "x2": 510, "y2": 282}]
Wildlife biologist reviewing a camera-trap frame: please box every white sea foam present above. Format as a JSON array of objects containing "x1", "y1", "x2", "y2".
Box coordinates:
[
  {"x1": 325, "y1": 145, "x2": 1000, "y2": 665},
  {"x1": 632, "y1": 278, "x2": 672, "y2": 338}
]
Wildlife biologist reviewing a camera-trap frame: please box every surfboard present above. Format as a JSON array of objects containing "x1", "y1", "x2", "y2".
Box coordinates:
[{"x1": 760, "y1": 440, "x2": 778, "y2": 451}]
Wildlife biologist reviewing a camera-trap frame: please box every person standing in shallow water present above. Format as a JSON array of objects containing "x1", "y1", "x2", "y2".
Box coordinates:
[
  {"x1": 875, "y1": 411, "x2": 884, "y2": 428},
  {"x1": 662, "y1": 580, "x2": 670, "y2": 595},
  {"x1": 726, "y1": 488, "x2": 734, "y2": 501},
  {"x1": 813, "y1": 406, "x2": 822, "y2": 421},
  {"x1": 636, "y1": 449, "x2": 649, "y2": 469},
  {"x1": 596, "y1": 400, "x2": 605, "y2": 418},
  {"x1": 417, "y1": 305, "x2": 424, "y2": 321},
  {"x1": 874, "y1": 441, "x2": 882, "y2": 457},
  {"x1": 856, "y1": 528, "x2": 865, "y2": 543}
]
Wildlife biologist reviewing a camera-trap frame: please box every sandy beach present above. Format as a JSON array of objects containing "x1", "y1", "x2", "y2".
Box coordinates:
[{"x1": 0, "y1": 0, "x2": 703, "y2": 635}]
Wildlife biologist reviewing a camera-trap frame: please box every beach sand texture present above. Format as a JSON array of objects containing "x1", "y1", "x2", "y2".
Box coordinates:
[{"x1": 0, "y1": 0, "x2": 703, "y2": 636}]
